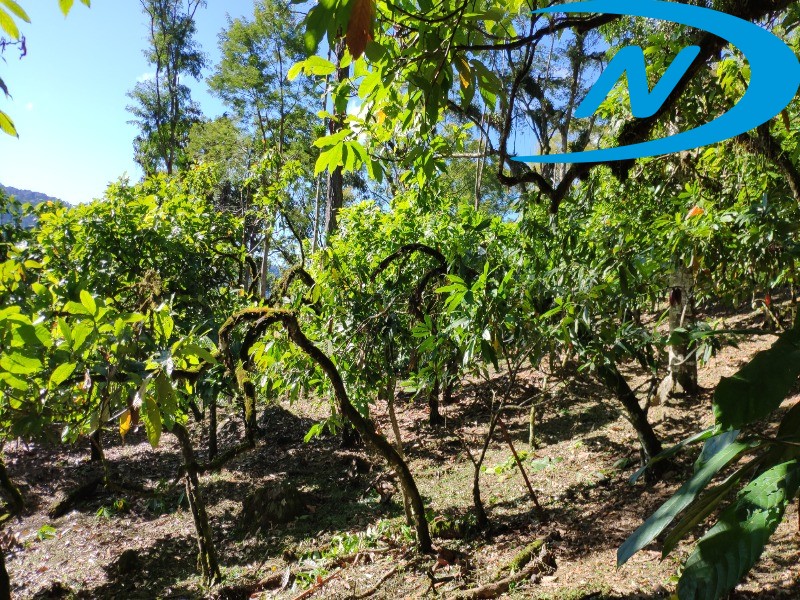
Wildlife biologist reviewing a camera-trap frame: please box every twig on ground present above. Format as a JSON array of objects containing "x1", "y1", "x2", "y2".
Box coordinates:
[
  {"x1": 446, "y1": 541, "x2": 555, "y2": 600},
  {"x1": 349, "y1": 564, "x2": 400, "y2": 599}
]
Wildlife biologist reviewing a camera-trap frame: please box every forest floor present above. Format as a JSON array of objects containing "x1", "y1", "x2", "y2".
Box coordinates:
[{"x1": 4, "y1": 308, "x2": 800, "y2": 600}]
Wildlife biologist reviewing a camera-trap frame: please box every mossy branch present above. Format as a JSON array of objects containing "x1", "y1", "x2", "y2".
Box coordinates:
[{"x1": 218, "y1": 306, "x2": 433, "y2": 552}]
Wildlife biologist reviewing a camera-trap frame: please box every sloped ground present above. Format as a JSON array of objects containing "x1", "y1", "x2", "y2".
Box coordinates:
[{"x1": 3, "y1": 311, "x2": 799, "y2": 599}]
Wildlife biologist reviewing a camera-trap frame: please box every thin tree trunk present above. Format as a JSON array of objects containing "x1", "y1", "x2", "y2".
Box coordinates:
[
  {"x1": 0, "y1": 550, "x2": 9, "y2": 600},
  {"x1": 285, "y1": 313, "x2": 430, "y2": 550},
  {"x1": 324, "y1": 40, "x2": 348, "y2": 240},
  {"x1": 471, "y1": 419, "x2": 496, "y2": 530},
  {"x1": 90, "y1": 430, "x2": 103, "y2": 462},
  {"x1": 259, "y1": 222, "x2": 273, "y2": 298},
  {"x1": 0, "y1": 455, "x2": 23, "y2": 515},
  {"x1": 311, "y1": 175, "x2": 322, "y2": 253},
  {"x1": 474, "y1": 110, "x2": 487, "y2": 210},
  {"x1": 658, "y1": 261, "x2": 699, "y2": 400},
  {"x1": 596, "y1": 363, "x2": 663, "y2": 465},
  {"x1": 467, "y1": 396, "x2": 504, "y2": 531},
  {"x1": 428, "y1": 376, "x2": 444, "y2": 427},
  {"x1": 173, "y1": 424, "x2": 222, "y2": 584},
  {"x1": 235, "y1": 366, "x2": 258, "y2": 446},
  {"x1": 498, "y1": 419, "x2": 542, "y2": 515},
  {"x1": 220, "y1": 309, "x2": 433, "y2": 552},
  {"x1": 188, "y1": 399, "x2": 203, "y2": 422},
  {"x1": 208, "y1": 396, "x2": 218, "y2": 461},
  {"x1": 386, "y1": 376, "x2": 413, "y2": 525},
  {"x1": 442, "y1": 357, "x2": 458, "y2": 407}
]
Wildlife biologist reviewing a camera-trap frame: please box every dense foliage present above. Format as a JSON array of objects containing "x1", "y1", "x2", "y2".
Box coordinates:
[{"x1": 2, "y1": 1, "x2": 800, "y2": 599}]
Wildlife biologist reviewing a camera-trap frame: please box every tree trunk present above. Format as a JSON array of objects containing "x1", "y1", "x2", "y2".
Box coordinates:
[
  {"x1": 90, "y1": 429, "x2": 103, "y2": 462},
  {"x1": 442, "y1": 357, "x2": 458, "y2": 406},
  {"x1": 0, "y1": 456, "x2": 23, "y2": 515},
  {"x1": 208, "y1": 396, "x2": 218, "y2": 461},
  {"x1": 311, "y1": 175, "x2": 322, "y2": 253},
  {"x1": 259, "y1": 222, "x2": 273, "y2": 298},
  {"x1": 173, "y1": 424, "x2": 222, "y2": 585},
  {"x1": 596, "y1": 363, "x2": 663, "y2": 465},
  {"x1": 386, "y1": 376, "x2": 413, "y2": 526},
  {"x1": 470, "y1": 410, "x2": 503, "y2": 530},
  {"x1": 188, "y1": 399, "x2": 203, "y2": 422},
  {"x1": 0, "y1": 550, "x2": 9, "y2": 600},
  {"x1": 428, "y1": 376, "x2": 444, "y2": 427},
  {"x1": 235, "y1": 366, "x2": 258, "y2": 446},
  {"x1": 340, "y1": 423, "x2": 360, "y2": 449},
  {"x1": 658, "y1": 261, "x2": 699, "y2": 401},
  {"x1": 284, "y1": 316, "x2": 432, "y2": 552},
  {"x1": 472, "y1": 461, "x2": 489, "y2": 530},
  {"x1": 324, "y1": 40, "x2": 348, "y2": 241},
  {"x1": 219, "y1": 309, "x2": 433, "y2": 552}
]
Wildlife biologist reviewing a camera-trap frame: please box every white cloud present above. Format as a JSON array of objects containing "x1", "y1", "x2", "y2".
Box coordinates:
[
  {"x1": 137, "y1": 72, "x2": 155, "y2": 83},
  {"x1": 25, "y1": 102, "x2": 33, "y2": 111}
]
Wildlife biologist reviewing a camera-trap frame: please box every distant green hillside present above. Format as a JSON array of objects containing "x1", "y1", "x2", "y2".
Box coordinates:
[
  {"x1": 1, "y1": 184, "x2": 66, "y2": 227},
  {"x1": 1, "y1": 184, "x2": 64, "y2": 207}
]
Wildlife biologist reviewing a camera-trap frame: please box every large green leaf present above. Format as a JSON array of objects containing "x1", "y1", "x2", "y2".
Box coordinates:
[
  {"x1": 58, "y1": 0, "x2": 74, "y2": 16},
  {"x1": 0, "y1": 6, "x2": 20, "y2": 39},
  {"x1": 154, "y1": 371, "x2": 177, "y2": 418},
  {"x1": 58, "y1": 0, "x2": 89, "y2": 17},
  {"x1": 15, "y1": 323, "x2": 51, "y2": 349},
  {"x1": 661, "y1": 455, "x2": 765, "y2": 558},
  {"x1": 713, "y1": 328, "x2": 800, "y2": 430},
  {"x1": 617, "y1": 441, "x2": 753, "y2": 567},
  {"x1": 64, "y1": 301, "x2": 92, "y2": 316},
  {"x1": 695, "y1": 429, "x2": 739, "y2": 472},
  {"x1": 0, "y1": 110, "x2": 17, "y2": 137},
  {"x1": 140, "y1": 381, "x2": 162, "y2": 448},
  {"x1": 0, "y1": 0, "x2": 29, "y2": 22},
  {"x1": 0, "y1": 0, "x2": 31, "y2": 23},
  {"x1": 71, "y1": 321, "x2": 93, "y2": 353},
  {"x1": 177, "y1": 343, "x2": 218, "y2": 366},
  {"x1": 677, "y1": 460, "x2": 800, "y2": 600},
  {"x1": 80, "y1": 290, "x2": 97, "y2": 316},
  {"x1": 629, "y1": 428, "x2": 715, "y2": 484},
  {"x1": 0, "y1": 372, "x2": 28, "y2": 391},
  {"x1": 49, "y1": 362, "x2": 77, "y2": 388},
  {"x1": 0, "y1": 352, "x2": 43, "y2": 375}
]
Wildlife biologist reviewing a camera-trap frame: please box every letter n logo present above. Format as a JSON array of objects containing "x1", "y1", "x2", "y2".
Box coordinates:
[{"x1": 575, "y1": 45, "x2": 701, "y2": 119}]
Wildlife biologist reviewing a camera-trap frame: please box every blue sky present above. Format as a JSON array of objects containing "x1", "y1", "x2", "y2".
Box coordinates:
[{"x1": 0, "y1": 1, "x2": 255, "y2": 205}]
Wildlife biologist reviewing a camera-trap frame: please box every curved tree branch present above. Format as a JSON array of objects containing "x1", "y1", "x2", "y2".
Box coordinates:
[{"x1": 218, "y1": 306, "x2": 433, "y2": 552}]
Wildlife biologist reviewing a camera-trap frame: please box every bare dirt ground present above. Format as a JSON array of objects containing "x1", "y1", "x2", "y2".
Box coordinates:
[{"x1": 3, "y1": 309, "x2": 799, "y2": 599}]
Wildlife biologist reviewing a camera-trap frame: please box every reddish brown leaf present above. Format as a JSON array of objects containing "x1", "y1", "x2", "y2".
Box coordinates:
[
  {"x1": 346, "y1": 0, "x2": 374, "y2": 59},
  {"x1": 686, "y1": 206, "x2": 705, "y2": 219}
]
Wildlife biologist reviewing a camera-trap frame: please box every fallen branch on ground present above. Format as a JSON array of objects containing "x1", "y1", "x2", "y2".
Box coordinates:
[
  {"x1": 447, "y1": 539, "x2": 555, "y2": 600},
  {"x1": 349, "y1": 564, "x2": 400, "y2": 599}
]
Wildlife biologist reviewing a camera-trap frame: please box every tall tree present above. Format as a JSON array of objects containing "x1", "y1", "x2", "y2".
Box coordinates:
[
  {"x1": 208, "y1": 0, "x2": 319, "y2": 294},
  {"x1": 127, "y1": 0, "x2": 206, "y2": 175},
  {"x1": 324, "y1": 40, "x2": 348, "y2": 240},
  {"x1": 208, "y1": 0, "x2": 313, "y2": 156}
]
